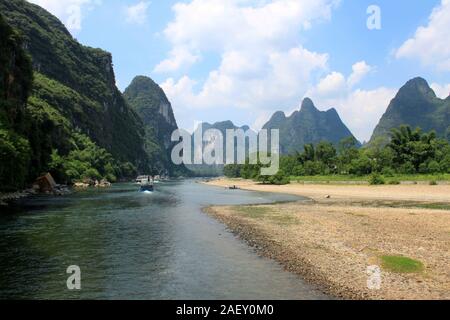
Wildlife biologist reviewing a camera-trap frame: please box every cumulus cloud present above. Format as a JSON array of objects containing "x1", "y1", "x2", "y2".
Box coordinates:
[
  {"x1": 154, "y1": 47, "x2": 200, "y2": 73},
  {"x1": 431, "y1": 83, "x2": 450, "y2": 99},
  {"x1": 27, "y1": 0, "x2": 101, "y2": 33},
  {"x1": 315, "y1": 72, "x2": 347, "y2": 97},
  {"x1": 158, "y1": 0, "x2": 339, "y2": 131},
  {"x1": 159, "y1": 0, "x2": 338, "y2": 71},
  {"x1": 395, "y1": 0, "x2": 450, "y2": 71},
  {"x1": 348, "y1": 61, "x2": 372, "y2": 88},
  {"x1": 161, "y1": 46, "x2": 328, "y2": 111},
  {"x1": 306, "y1": 62, "x2": 395, "y2": 142},
  {"x1": 125, "y1": 1, "x2": 150, "y2": 25}
]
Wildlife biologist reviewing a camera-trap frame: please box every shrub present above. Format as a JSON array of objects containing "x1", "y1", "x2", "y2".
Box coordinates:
[
  {"x1": 82, "y1": 168, "x2": 101, "y2": 180},
  {"x1": 259, "y1": 169, "x2": 290, "y2": 185},
  {"x1": 292, "y1": 165, "x2": 305, "y2": 176},
  {"x1": 388, "y1": 180, "x2": 400, "y2": 185},
  {"x1": 428, "y1": 161, "x2": 441, "y2": 174},
  {"x1": 381, "y1": 167, "x2": 395, "y2": 177},
  {"x1": 303, "y1": 161, "x2": 324, "y2": 176},
  {"x1": 399, "y1": 162, "x2": 416, "y2": 174},
  {"x1": 0, "y1": 129, "x2": 31, "y2": 191},
  {"x1": 369, "y1": 173, "x2": 385, "y2": 185},
  {"x1": 429, "y1": 180, "x2": 438, "y2": 186},
  {"x1": 349, "y1": 155, "x2": 373, "y2": 176},
  {"x1": 105, "y1": 173, "x2": 117, "y2": 183},
  {"x1": 440, "y1": 155, "x2": 450, "y2": 173}
]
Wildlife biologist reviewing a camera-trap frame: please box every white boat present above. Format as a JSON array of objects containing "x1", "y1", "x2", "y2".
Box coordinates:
[
  {"x1": 136, "y1": 175, "x2": 154, "y2": 192},
  {"x1": 136, "y1": 175, "x2": 151, "y2": 185}
]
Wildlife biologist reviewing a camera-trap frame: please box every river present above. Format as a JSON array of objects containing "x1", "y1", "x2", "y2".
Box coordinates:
[{"x1": 0, "y1": 180, "x2": 328, "y2": 300}]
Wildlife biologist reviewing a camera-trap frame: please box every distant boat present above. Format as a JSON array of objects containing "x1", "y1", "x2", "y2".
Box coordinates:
[
  {"x1": 136, "y1": 175, "x2": 154, "y2": 192},
  {"x1": 140, "y1": 184, "x2": 154, "y2": 192},
  {"x1": 136, "y1": 175, "x2": 152, "y2": 185}
]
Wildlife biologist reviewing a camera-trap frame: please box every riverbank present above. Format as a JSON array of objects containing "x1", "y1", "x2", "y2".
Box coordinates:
[
  {"x1": 204, "y1": 178, "x2": 450, "y2": 300},
  {"x1": 0, "y1": 191, "x2": 31, "y2": 206}
]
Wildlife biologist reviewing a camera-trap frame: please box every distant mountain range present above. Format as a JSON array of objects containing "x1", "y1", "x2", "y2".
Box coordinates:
[
  {"x1": 186, "y1": 121, "x2": 254, "y2": 176},
  {"x1": 262, "y1": 98, "x2": 359, "y2": 154},
  {"x1": 370, "y1": 77, "x2": 450, "y2": 143},
  {"x1": 1, "y1": 0, "x2": 449, "y2": 186}
]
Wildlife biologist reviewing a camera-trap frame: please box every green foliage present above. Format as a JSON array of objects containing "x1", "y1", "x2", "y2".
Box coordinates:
[
  {"x1": 349, "y1": 155, "x2": 373, "y2": 176},
  {"x1": 48, "y1": 133, "x2": 136, "y2": 184},
  {"x1": 0, "y1": 1, "x2": 150, "y2": 191},
  {"x1": 225, "y1": 125, "x2": 450, "y2": 184},
  {"x1": 258, "y1": 169, "x2": 290, "y2": 185},
  {"x1": 369, "y1": 173, "x2": 385, "y2": 185},
  {"x1": 0, "y1": 128, "x2": 31, "y2": 191},
  {"x1": 0, "y1": 12, "x2": 33, "y2": 191}
]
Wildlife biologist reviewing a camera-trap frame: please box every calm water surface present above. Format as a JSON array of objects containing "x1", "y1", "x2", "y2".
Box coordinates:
[{"x1": 0, "y1": 180, "x2": 329, "y2": 299}]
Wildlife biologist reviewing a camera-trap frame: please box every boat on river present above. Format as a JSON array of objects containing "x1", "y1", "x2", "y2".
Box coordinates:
[
  {"x1": 136, "y1": 175, "x2": 154, "y2": 192},
  {"x1": 140, "y1": 183, "x2": 154, "y2": 192}
]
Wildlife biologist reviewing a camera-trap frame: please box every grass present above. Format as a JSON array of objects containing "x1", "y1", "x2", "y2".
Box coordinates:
[
  {"x1": 235, "y1": 206, "x2": 273, "y2": 219},
  {"x1": 289, "y1": 174, "x2": 450, "y2": 184},
  {"x1": 235, "y1": 206, "x2": 298, "y2": 225},
  {"x1": 381, "y1": 255, "x2": 424, "y2": 273},
  {"x1": 413, "y1": 203, "x2": 450, "y2": 210}
]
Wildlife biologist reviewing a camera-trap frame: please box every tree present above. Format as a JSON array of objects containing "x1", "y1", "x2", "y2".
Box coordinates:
[
  {"x1": 389, "y1": 126, "x2": 438, "y2": 173},
  {"x1": 315, "y1": 141, "x2": 337, "y2": 168},
  {"x1": 337, "y1": 137, "x2": 360, "y2": 174}
]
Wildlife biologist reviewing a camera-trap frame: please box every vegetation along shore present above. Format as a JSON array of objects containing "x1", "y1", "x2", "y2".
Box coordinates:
[{"x1": 204, "y1": 178, "x2": 450, "y2": 300}]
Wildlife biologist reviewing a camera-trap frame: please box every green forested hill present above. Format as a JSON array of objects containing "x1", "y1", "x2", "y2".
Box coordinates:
[
  {"x1": 0, "y1": 12, "x2": 33, "y2": 190},
  {"x1": 370, "y1": 78, "x2": 450, "y2": 143},
  {"x1": 0, "y1": 0, "x2": 150, "y2": 190},
  {"x1": 0, "y1": 0, "x2": 147, "y2": 164},
  {"x1": 263, "y1": 98, "x2": 359, "y2": 154},
  {"x1": 124, "y1": 76, "x2": 189, "y2": 176}
]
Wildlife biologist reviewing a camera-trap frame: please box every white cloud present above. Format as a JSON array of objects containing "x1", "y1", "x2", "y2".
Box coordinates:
[
  {"x1": 395, "y1": 0, "x2": 450, "y2": 71},
  {"x1": 157, "y1": 0, "x2": 339, "y2": 72},
  {"x1": 27, "y1": 0, "x2": 101, "y2": 33},
  {"x1": 431, "y1": 83, "x2": 450, "y2": 99},
  {"x1": 315, "y1": 72, "x2": 346, "y2": 97},
  {"x1": 158, "y1": 0, "x2": 339, "y2": 132},
  {"x1": 348, "y1": 61, "x2": 372, "y2": 88},
  {"x1": 306, "y1": 62, "x2": 395, "y2": 142},
  {"x1": 125, "y1": 1, "x2": 150, "y2": 25},
  {"x1": 161, "y1": 45, "x2": 328, "y2": 111},
  {"x1": 154, "y1": 47, "x2": 200, "y2": 73}
]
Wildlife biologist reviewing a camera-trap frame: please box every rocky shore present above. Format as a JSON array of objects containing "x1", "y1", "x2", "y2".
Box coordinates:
[
  {"x1": 0, "y1": 191, "x2": 30, "y2": 206},
  {"x1": 0, "y1": 185, "x2": 72, "y2": 206},
  {"x1": 204, "y1": 179, "x2": 450, "y2": 300}
]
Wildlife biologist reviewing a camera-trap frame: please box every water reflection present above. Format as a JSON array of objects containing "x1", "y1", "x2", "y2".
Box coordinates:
[{"x1": 0, "y1": 180, "x2": 328, "y2": 300}]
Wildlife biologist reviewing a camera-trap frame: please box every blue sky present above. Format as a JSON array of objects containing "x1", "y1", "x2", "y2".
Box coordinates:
[{"x1": 28, "y1": 0, "x2": 450, "y2": 142}]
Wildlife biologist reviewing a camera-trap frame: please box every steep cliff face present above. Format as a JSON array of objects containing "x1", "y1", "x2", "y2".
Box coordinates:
[
  {"x1": 263, "y1": 98, "x2": 359, "y2": 154},
  {"x1": 0, "y1": 12, "x2": 33, "y2": 190},
  {"x1": 124, "y1": 76, "x2": 189, "y2": 176},
  {"x1": 370, "y1": 77, "x2": 450, "y2": 143},
  {"x1": 0, "y1": 0, "x2": 148, "y2": 170}
]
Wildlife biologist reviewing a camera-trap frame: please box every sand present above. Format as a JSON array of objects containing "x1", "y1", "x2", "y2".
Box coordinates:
[{"x1": 204, "y1": 178, "x2": 450, "y2": 300}]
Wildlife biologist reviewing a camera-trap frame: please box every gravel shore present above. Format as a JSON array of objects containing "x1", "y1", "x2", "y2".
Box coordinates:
[{"x1": 204, "y1": 179, "x2": 450, "y2": 300}]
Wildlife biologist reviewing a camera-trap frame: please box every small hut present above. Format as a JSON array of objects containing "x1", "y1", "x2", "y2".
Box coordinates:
[{"x1": 34, "y1": 173, "x2": 57, "y2": 193}]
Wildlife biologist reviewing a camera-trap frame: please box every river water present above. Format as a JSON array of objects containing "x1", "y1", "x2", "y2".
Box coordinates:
[{"x1": 0, "y1": 180, "x2": 328, "y2": 300}]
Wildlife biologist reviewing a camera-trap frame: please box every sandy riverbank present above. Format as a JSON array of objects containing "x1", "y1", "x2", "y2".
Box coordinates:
[{"x1": 204, "y1": 178, "x2": 450, "y2": 300}]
